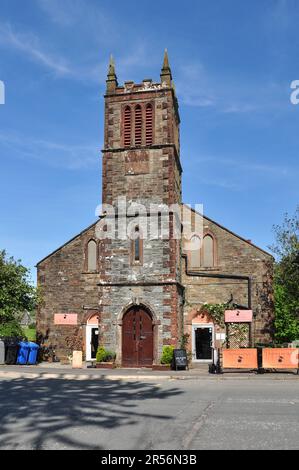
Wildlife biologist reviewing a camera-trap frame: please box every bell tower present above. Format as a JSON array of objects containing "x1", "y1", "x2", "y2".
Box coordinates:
[
  {"x1": 102, "y1": 50, "x2": 181, "y2": 208},
  {"x1": 99, "y1": 51, "x2": 184, "y2": 366}
]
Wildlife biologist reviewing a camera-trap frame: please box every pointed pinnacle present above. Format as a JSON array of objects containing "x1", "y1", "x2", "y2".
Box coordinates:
[
  {"x1": 106, "y1": 54, "x2": 118, "y2": 92},
  {"x1": 108, "y1": 54, "x2": 115, "y2": 76},
  {"x1": 162, "y1": 49, "x2": 170, "y2": 70},
  {"x1": 160, "y1": 49, "x2": 172, "y2": 85}
]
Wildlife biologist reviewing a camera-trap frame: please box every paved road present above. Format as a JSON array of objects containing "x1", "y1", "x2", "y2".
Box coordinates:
[{"x1": 0, "y1": 375, "x2": 298, "y2": 450}]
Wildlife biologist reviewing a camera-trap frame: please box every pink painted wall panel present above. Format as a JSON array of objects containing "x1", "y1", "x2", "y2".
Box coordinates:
[
  {"x1": 54, "y1": 314, "x2": 78, "y2": 325},
  {"x1": 225, "y1": 310, "x2": 253, "y2": 323}
]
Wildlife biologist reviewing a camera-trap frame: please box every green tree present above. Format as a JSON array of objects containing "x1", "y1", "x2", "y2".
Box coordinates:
[
  {"x1": 274, "y1": 284, "x2": 299, "y2": 343},
  {"x1": 271, "y1": 207, "x2": 299, "y2": 342},
  {"x1": 0, "y1": 250, "x2": 38, "y2": 337}
]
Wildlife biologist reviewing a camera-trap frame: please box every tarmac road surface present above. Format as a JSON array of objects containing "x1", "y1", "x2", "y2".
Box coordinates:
[{"x1": 0, "y1": 372, "x2": 298, "y2": 450}]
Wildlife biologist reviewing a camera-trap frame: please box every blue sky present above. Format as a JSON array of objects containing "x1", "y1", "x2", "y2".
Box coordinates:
[{"x1": 0, "y1": 0, "x2": 298, "y2": 282}]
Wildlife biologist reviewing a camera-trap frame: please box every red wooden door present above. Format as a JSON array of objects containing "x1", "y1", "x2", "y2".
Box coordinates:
[{"x1": 122, "y1": 307, "x2": 153, "y2": 367}]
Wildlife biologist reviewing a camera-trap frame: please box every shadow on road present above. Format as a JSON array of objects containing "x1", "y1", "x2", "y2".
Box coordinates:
[{"x1": 0, "y1": 375, "x2": 183, "y2": 450}]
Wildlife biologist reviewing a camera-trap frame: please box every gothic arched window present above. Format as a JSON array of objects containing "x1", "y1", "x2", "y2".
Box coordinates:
[
  {"x1": 87, "y1": 240, "x2": 97, "y2": 272},
  {"x1": 203, "y1": 235, "x2": 214, "y2": 267},
  {"x1": 131, "y1": 226, "x2": 143, "y2": 265},
  {"x1": 135, "y1": 105, "x2": 142, "y2": 146},
  {"x1": 145, "y1": 103, "x2": 153, "y2": 146},
  {"x1": 189, "y1": 235, "x2": 201, "y2": 268},
  {"x1": 124, "y1": 106, "x2": 131, "y2": 147}
]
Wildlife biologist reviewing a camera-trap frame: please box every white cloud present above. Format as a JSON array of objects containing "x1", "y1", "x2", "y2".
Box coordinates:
[
  {"x1": 190, "y1": 154, "x2": 293, "y2": 179},
  {"x1": 176, "y1": 63, "x2": 216, "y2": 109},
  {"x1": 176, "y1": 62, "x2": 255, "y2": 112},
  {"x1": 184, "y1": 153, "x2": 297, "y2": 194},
  {"x1": 37, "y1": 0, "x2": 78, "y2": 26},
  {"x1": 0, "y1": 131, "x2": 99, "y2": 170},
  {"x1": 176, "y1": 61, "x2": 257, "y2": 113},
  {"x1": 0, "y1": 21, "x2": 111, "y2": 84},
  {"x1": 0, "y1": 19, "x2": 157, "y2": 86},
  {"x1": 0, "y1": 22, "x2": 72, "y2": 77},
  {"x1": 193, "y1": 176, "x2": 242, "y2": 191},
  {"x1": 175, "y1": 59, "x2": 292, "y2": 115},
  {"x1": 37, "y1": 0, "x2": 117, "y2": 45},
  {"x1": 221, "y1": 104, "x2": 260, "y2": 114}
]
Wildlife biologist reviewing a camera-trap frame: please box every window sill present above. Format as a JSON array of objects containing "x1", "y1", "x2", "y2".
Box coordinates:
[{"x1": 188, "y1": 266, "x2": 221, "y2": 272}]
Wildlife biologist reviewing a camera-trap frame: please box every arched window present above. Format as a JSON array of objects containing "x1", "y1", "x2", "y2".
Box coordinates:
[
  {"x1": 124, "y1": 106, "x2": 131, "y2": 147},
  {"x1": 131, "y1": 226, "x2": 143, "y2": 265},
  {"x1": 203, "y1": 235, "x2": 214, "y2": 267},
  {"x1": 189, "y1": 235, "x2": 201, "y2": 268},
  {"x1": 135, "y1": 105, "x2": 142, "y2": 146},
  {"x1": 145, "y1": 103, "x2": 153, "y2": 146},
  {"x1": 134, "y1": 236, "x2": 140, "y2": 262},
  {"x1": 87, "y1": 240, "x2": 97, "y2": 271}
]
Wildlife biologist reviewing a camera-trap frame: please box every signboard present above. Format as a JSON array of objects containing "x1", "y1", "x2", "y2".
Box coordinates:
[
  {"x1": 262, "y1": 348, "x2": 299, "y2": 369},
  {"x1": 223, "y1": 349, "x2": 258, "y2": 369},
  {"x1": 216, "y1": 333, "x2": 226, "y2": 341},
  {"x1": 224, "y1": 310, "x2": 253, "y2": 323},
  {"x1": 54, "y1": 314, "x2": 78, "y2": 325},
  {"x1": 72, "y1": 351, "x2": 83, "y2": 369},
  {"x1": 173, "y1": 349, "x2": 188, "y2": 370}
]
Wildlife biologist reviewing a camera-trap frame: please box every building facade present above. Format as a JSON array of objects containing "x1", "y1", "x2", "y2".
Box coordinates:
[{"x1": 36, "y1": 53, "x2": 274, "y2": 365}]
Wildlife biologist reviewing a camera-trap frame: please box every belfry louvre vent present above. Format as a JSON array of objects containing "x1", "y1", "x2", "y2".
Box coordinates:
[
  {"x1": 135, "y1": 105, "x2": 142, "y2": 146},
  {"x1": 124, "y1": 106, "x2": 131, "y2": 147},
  {"x1": 145, "y1": 104, "x2": 153, "y2": 146}
]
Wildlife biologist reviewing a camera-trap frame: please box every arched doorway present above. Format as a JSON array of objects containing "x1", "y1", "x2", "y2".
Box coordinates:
[
  {"x1": 122, "y1": 306, "x2": 153, "y2": 367},
  {"x1": 86, "y1": 314, "x2": 99, "y2": 362}
]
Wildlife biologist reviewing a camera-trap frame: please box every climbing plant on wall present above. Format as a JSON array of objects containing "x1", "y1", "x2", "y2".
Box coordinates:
[{"x1": 201, "y1": 303, "x2": 229, "y2": 328}]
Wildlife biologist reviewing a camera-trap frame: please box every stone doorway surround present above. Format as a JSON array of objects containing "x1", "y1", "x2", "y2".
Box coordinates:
[{"x1": 116, "y1": 302, "x2": 161, "y2": 366}]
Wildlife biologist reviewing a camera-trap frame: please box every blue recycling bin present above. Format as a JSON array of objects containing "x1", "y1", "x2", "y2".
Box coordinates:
[
  {"x1": 17, "y1": 342, "x2": 30, "y2": 365},
  {"x1": 27, "y1": 342, "x2": 40, "y2": 365}
]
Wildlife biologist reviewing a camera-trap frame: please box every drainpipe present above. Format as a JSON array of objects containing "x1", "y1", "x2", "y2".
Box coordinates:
[{"x1": 182, "y1": 254, "x2": 253, "y2": 345}]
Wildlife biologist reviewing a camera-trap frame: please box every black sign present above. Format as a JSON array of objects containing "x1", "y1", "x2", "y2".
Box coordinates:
[{"x1": 173, "y1": 349, "x2": 188, "y2": 370}]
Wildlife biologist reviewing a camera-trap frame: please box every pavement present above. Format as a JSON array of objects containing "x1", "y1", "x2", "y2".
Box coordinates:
[
  {"x1": 0, "y1": 362, "x2": 298, "y2": 381},
  {"x1": 0, "y1": 368, "x2": 298, "y2": 450}
]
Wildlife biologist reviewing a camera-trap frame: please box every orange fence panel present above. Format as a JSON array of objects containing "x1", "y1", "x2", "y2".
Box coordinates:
[
  {"x1": 222, "y1": 349, "x2": 258, "y2": 369},
  {"x1": 262, "y1": 348, "x2": 299, "y2": 369}
]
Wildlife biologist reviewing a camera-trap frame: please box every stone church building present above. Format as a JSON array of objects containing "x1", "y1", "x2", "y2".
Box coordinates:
[{"x1": 37, "y1": 52, "x2": 274, "y2": 366}]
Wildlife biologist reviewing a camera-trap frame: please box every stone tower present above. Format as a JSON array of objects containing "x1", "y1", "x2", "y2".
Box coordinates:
[{"x1": 98, "y1": 51, "x2": 184, "y2": 366}]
